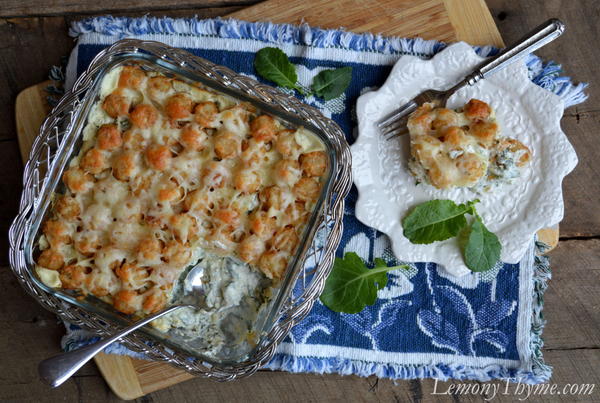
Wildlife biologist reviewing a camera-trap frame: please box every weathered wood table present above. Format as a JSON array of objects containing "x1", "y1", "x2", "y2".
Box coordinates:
[{"x1": 1, "y1": 1, "x2": 599, "y2": 401}]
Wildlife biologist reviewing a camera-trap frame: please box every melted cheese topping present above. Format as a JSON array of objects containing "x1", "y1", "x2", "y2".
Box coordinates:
[
  {"x1": 36, "y1": 64, "x2": 328, "y2": 324},
  {"x1": 407, "y1": 99, "x2": 530, "y2": 190}
]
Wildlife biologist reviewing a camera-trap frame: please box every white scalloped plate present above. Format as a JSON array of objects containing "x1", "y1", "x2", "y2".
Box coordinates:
[{"x1": 352, "y1": 42, "x2": 578, "y2": 277}]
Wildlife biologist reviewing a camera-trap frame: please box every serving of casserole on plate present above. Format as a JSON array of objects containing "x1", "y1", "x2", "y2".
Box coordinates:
[
  {"x1": 352, "y1": 42, "x2": 577, "y2": 276},
  {"x1": 9, "y1": 39, "x2": 351, "y2": 378}
]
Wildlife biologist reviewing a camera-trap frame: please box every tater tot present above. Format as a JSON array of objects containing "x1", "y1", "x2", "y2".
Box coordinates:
[
  {"x1": 439, "y1": 126, "x2": 467, "y2": 146},
  {"x1": 273, "y1": 159, "x2": 301, "y2": 187},
  {"x1": 427, "y1": 160, "x2": 453, "y2": 189},
  {"x1": 213, "y1": 208, "x2": 240, "y2": 226},
  {"x1": 250, "y1": 115, "x2": 277, "y2": 142},
  {"x1": 113, "y1": 151, "x2": 138, "y2": 181},
  {"x1": 463, "y1": 99, "x2": 492, "y2": 122},
  {"x1": 157, "y1": 184, "x2": 183, "y2": 203},
  {"x1": 180, "y1": 125, "x2": 207, "y2": 151},
  {"x1": 102, "y1": 90, "x2": 131, "y2": 118},
  {"x1": 55, "y1": 195, "x2": 80, "y2": 220},
  {"x1": 118, "y1": 66, "x2": 146, "y2": 88},
  {"x1": 208, "y1": 226, "x2": 237, "y2": 253},
  {"x1": 275, "y1": 129, "x2": 301, "y2": 158},
  {"x1": 142, "y1": 290, "x2": 167, "y2": 314},
  {"x1": 431, "y1": 108, "x2": 459, "y2": 131},
  {"x1": 270, "y1": 226, "x2": 299, "y2": 253},
  {"x1": 234, "y1": 169, "x2": 261, "y2": 194},
  {"x1": 201, "y1": 161, "x2": 230, "y2": 188},
  {"x1": 407, "y1": 104, "x2": 435, "y2": 136},
  {"x1": 293, "y1": 177, "x2": 321, "y2": 202},
  {"x1": 130, "y1": 104, "x2": 158, "y2": 129},
  {"x1": 194, "y1": 101, "x2": 218, "y2": 127},
  {"x1": 238, "y1": 235, "x2": 265, "y2": 263},
  {"x1": 59, "y1": 265, "x2": 89, "y2": 290},
  {"x1": 113, "y1": 289, "x2": 139, "y2": 315},
  {"x1": 260, "y1": 185, "x2": 289, "y2": 211},
  {"x1": 165, "y1": 93, "x2": 193, "y2": 120},
  {"x1": 37, "y1": 249, "x2": 64, "y2": 270},
  {"x1": 74, "y1": 236, "x2": 100, "y2": 256},
  {"x1": 183, "y1": 188, "x2": 214, "y2": 214},
  {"x1": 455, "y1": 153, "x2": 487, "y2": 185},
  {"x1": 147, "y1": 76, "x2": 172, "y2": 101},
  {"x1": 43, "y1": 219, "x2": 71, "y2": 248},
  {"x1": 122, "y1": 129, "x2": 144, "y2": 150},
  {"x1": 170, "y1": 213, "x2": 197, "y2": 244},
  {"x1": 285, "y1": 201, "x2": 309, "y2": 226},
  {"x1": 300, "y1": 151, "x2": 327, "y2": 177},
  {"x1": 214, "y1": 130, "x2": 241, "y2": 160},
  {"x1": 249, "y1": 211, "x2": 276, "y2": 239},
  {"x1": 85, "y1": 278, "x2": 110, "y2": 298},
  {"x1": 145, "y1": 144, "x2": 172, "y2": 171},
  {"x1": 80, "y1": 148, "x2": 107, "y2": 175},
  {"x1": 258, "y1": 250, "x2": 287, "y2": 280},
  {"x1": 162, "y1": 240, "x2": 192, "y2": 267},
  {"x1": 115, "y1": 262, "x2": 150, "y2": 289},
  {"x1": 137, "y1": 237, "x2": 162, "y2": 262},
  {"x1": 63, "y1": 167, "x2": 93, "y2": 194},
  {"x1": 96, "y1": 124, "x2": 123, "y2": 151},
  {"x1": 240, "y1": 139, "x2": 267, "y2": 167},
  {"x1": 470, "y1": 121, "x2": 498, "y2": 148}
]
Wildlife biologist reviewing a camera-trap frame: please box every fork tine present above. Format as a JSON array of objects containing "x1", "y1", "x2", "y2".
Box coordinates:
[
  {"x1": 377, "y1": 101, "x2": 417, "y2": 129},
  {"x1": 384, "y1": 127, "x2": 409, "y2": 141},
  {"x1": 379, "y1": 109, "x2": 411, "y2": 136},
  {"x1": 379, "y1": 118, "x2": 405, "y2": 137}
]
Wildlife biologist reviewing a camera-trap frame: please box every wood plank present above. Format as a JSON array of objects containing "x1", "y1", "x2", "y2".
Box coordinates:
[
  {"x1": 543, "y1": 239, "x2": 600, "y2": 350},
  {"x1": 0, "y1": 0, "x2": 259, "y2": 18},
  {"x1": 94, "y1": 353, "x2": 144, "y2": 400},
  {"x1": 228, "y1": 0, "x2": 457, "y2": 42},
  {"x1": 133, "y1": 358, "x2": 195, "y2": 395},
  {"x1": 14, "y1": 80, "x2": 50, "y2": 162},
  {"x1": 537, "y1": 224, "x2": 560, "y2": 253},
  {"x1": 444, "y1": 0, "x2": 503, "y2": 46}
]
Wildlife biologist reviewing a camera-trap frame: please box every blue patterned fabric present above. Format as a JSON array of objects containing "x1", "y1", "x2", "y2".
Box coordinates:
[{"x1": 62, "y1": 16, "x2": 586, "y2": 384}]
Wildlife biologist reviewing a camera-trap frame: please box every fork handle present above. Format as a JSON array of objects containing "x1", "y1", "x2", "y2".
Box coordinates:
[
  {"x1": 38, "y1": 304, "x2": 184, "y2": 388},
  {"x1": 462, "y1": 18, "x2": 565, "y2": 86}
]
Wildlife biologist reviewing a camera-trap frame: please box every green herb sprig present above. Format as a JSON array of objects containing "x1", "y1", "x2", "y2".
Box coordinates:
[
  {"x1": 402, "y1": 199, "x2": 501, "y2": 272},
  {"x1": 254, "y1": 47, "x2": 352, "y2": 100},
  {"x1": 320, "y1": 252, "x2": 408, "y2": 314}
]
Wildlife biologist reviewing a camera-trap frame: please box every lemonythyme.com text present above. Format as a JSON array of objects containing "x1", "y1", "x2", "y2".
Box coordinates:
[{"x1": 432, "y1": 379, "x2": 595, "y2": 401}]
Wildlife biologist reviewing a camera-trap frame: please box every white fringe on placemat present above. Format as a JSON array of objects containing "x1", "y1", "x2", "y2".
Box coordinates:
[{"x1": 69, "y1": 16, "x2": 587, "y2": 107}]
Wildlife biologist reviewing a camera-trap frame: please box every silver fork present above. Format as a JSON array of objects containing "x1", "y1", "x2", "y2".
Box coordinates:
[{"x1": 378, "y1": 18, "x2": 565, "y2": 140}]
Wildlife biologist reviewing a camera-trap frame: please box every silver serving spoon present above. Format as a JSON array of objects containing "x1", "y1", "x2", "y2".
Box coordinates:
[{"x1": 38, "y1": 264, "x2": 207, "y2": 388}]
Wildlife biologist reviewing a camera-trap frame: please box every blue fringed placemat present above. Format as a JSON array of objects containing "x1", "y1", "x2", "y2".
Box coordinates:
[{"x1": 61, "y1": 16, "x2": 587, "y2": 384}]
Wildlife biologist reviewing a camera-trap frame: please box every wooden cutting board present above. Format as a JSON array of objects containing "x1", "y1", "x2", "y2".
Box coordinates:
[{"x1": 14, "y1": 0, "x2": 558, "y2": 399}]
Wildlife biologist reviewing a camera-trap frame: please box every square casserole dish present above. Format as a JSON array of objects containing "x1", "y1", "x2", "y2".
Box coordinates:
[{"x1": 9, "y1": 39, "x2": 351, "y2": 379}]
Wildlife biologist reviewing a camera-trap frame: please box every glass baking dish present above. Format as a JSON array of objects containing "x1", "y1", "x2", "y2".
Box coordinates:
[{"x1": 9, "y1": 39, "x2": 351, "y2": 379}]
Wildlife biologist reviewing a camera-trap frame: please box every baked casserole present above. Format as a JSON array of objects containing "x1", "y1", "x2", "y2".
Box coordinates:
[
  {"x1": 34, "y1": 64, "x2": 329, "y2": 356},
  {"x1": 407, "y1": 98, "x2": 531, "y2": 190}
]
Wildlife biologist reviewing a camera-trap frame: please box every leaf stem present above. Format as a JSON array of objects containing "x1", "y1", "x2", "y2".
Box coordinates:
[{"x1": 371, "y1": 264, "x2": 409, "y2": 274}]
